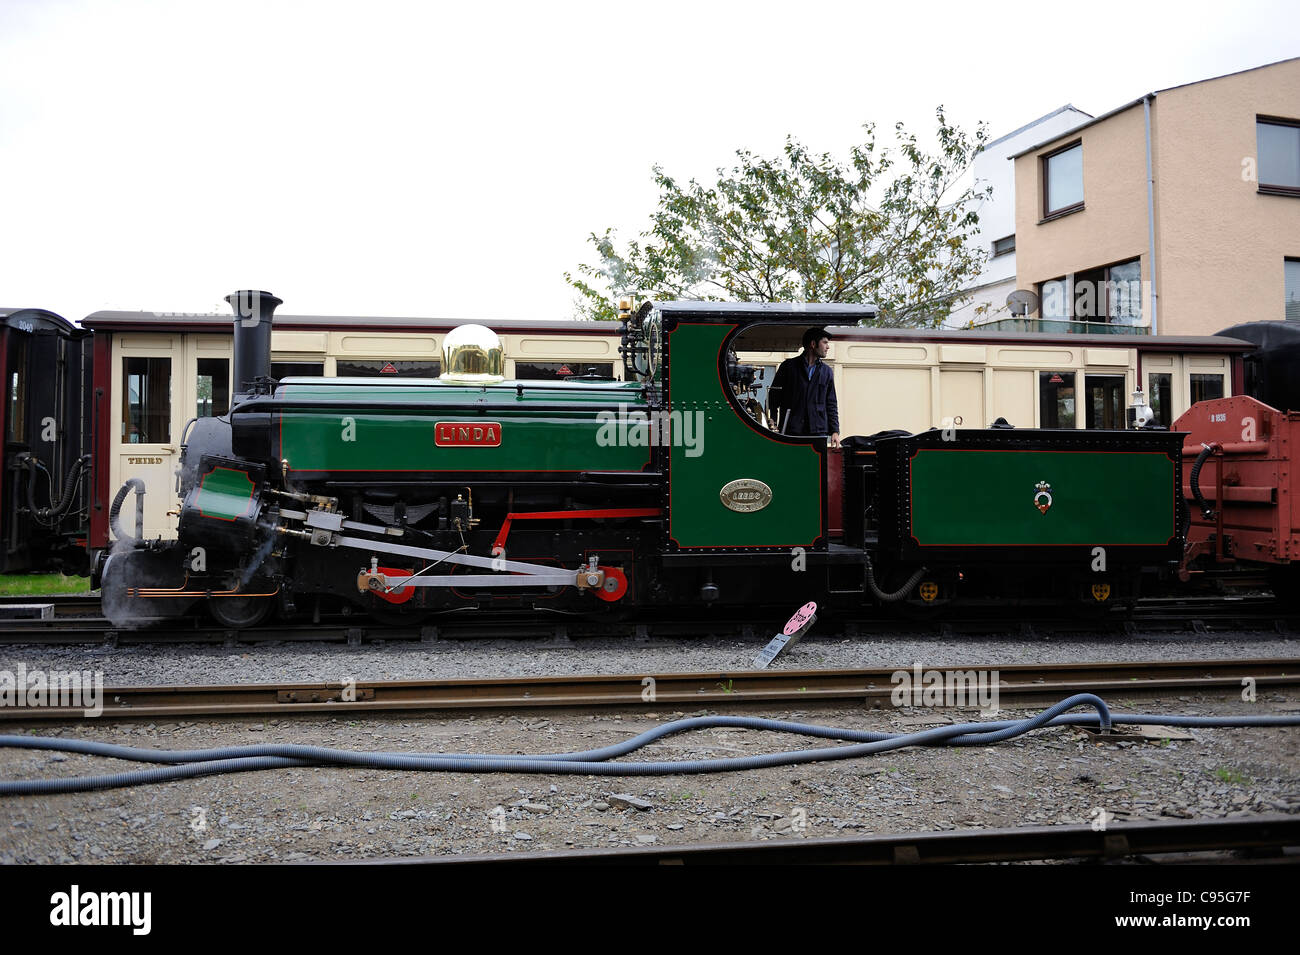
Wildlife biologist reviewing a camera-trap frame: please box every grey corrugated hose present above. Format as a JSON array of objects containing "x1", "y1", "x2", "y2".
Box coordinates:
[{"x1": 3, "y1": 695, "x2": 1299, "y2": 795}]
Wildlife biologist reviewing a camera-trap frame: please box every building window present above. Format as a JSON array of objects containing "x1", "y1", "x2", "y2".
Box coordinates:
[
  {"x1": 1287, "y1": 258, "x2": 1300, "y2": 321},
  {"x1": 1258, "y1": 117, "x2": 1300, "y2": 195},
  {"x1": 1038, "y1": 260, "x2": 1142, "y2": 325},
  {"x1": 1042, "y1": 141, "x2": 1084, "y2": 217},
  {"x1": 1039, "y1": 277, "x2": 1069, "y2": 320},
  {"x1": 992, "y1": 235, "x2": 1015, "y2": 257},
  {"x1": 1073, "y1": 266, "x2": 1107, "y2": 320},
  {"x1": 1106, "y1": 260, "x2": 1143, "y2": 324}
]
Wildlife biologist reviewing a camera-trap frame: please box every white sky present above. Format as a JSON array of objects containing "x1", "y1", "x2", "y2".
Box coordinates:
[{"x1": 1, "y1": 0, "x2": 1296, "y2": 324}]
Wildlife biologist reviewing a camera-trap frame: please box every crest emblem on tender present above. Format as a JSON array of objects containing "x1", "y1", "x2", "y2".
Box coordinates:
[{"x1": 1033, "y1": 481, "x2": 1053, "y2": 514}]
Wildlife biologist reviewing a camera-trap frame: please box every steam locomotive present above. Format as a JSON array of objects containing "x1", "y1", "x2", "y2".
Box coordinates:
[{"x1": 98, "y1": 291, "x2": 1186, "y2": 628}]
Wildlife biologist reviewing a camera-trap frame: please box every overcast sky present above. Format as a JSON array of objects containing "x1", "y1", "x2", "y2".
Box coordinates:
[{"x1": 1, "y1": 0, "x2": 1295, "y2": 324}]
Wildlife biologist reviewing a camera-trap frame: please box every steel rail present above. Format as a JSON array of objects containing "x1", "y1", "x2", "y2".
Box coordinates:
[
  {"x1": 0, "y1": 594, "x2": 1297, "y2": 646},
  {"x1": 357, "y1": 815, "x2": 1300, "y2": 866},
  {"x1": 0, "y1": 659, "x2": 1295, "y2": 721},
  {"x1": 0, "y1": 594, "x2": 99, "y2": 618}
]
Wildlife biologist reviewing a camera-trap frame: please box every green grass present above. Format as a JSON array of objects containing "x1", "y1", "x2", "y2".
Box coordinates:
[{"x1": 0, "y1": 573, "x2": 91, "y2": 596}]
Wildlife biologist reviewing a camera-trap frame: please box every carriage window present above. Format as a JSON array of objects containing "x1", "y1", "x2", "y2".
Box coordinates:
[
  {"x1": 1039, "y1": 372, "x2": 1076, "y2": 428},
  {"x1": 196, "y1": 358, "x2": 229, "y2": 418},
  {"x1": 337, "y1": 360, "x2": 440, "y2": 377},
  {"x1": 515, "y1": 361, "x2": 614, "y2": 380},
  {"x1": 1085, "y1": 375, "x2": 1126, "y2": 429},
  {"x1": 1147, "y1": 373, "x2": 1173, "y2": 427},
  {"x1": 271, "y1": 361, "x2": 325, "y2": 379},
  {"x1": 1190, "y1": 373, "x2": 1225, "y2": 404},
  {"x1": 123, "y1": 357, "x2": 171, "y2": 443},
  {"x1": 7, "y1": 339, "x2": 26, "y2": 440}
]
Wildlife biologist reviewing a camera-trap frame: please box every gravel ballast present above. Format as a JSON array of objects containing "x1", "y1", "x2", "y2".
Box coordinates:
[
  {"x1": 0, "y1": 693, "x2": 1297, "y2": 863},
  {"x1": 1, "y1": 630, "x2": 1297, "y2": 863},
  {"x1": 0, "y1": 629, "x2": 1296, "y2": 686}
]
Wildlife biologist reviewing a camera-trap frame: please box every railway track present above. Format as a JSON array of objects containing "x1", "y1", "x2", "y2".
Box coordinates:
[
  {"x1": 1, "y1": 658, "x2": 1295, "y2": 721},
  {"x1": 366, "y1": 815, "x2": 1300, "y2": 865},
  {"x1": 0, "y1": 594, "x2": 1297, "y2": 645}
]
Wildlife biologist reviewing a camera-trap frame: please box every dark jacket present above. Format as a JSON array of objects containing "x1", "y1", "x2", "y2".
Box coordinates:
[{"x1": 769, "y1": 354, "x2": 839, "y2": 435}]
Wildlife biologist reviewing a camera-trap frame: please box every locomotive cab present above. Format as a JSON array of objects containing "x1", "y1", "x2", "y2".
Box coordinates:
[{"x1": 630, "y1": 303, "x2": 876, "y2": 557}]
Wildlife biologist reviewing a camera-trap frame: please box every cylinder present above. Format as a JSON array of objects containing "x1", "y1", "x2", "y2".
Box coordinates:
[{"x1": 227, "y1": 290, "x2": 283, "y2": 398}]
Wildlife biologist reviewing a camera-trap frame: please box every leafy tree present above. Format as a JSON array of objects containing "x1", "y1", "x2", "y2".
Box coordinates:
[{"x1": 566, "y1": 108, "x2": 991, "y2": 326}]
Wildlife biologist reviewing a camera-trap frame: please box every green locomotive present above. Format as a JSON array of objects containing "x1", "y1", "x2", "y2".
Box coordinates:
[{"x1": 99, "y1": 292, "x2": 1184, "y2": 628}]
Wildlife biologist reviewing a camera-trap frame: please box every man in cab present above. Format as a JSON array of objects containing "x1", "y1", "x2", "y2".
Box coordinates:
[{"x1": 768, "y1": 327, "x2": 840, "y2": 449}]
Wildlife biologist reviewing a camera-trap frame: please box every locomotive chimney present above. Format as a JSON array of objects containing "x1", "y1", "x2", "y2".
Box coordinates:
[{"x1": 227, "y1": 290, "x2": 282, "y2": 399}]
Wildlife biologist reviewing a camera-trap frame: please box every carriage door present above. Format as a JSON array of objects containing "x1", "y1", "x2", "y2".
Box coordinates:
[
  {"x1": 1143, "y1": 355, "x2": 1177, "y2": 428},
  {"x1": 1084, "y1": 349, "x2": 1131, "y2": 430},
  {"x1": 112, "y1": 334, "x2": 182, "y2": 540},
  {"x1": 1085, "y1": 375, "x2": 1127, "y2": 429}
]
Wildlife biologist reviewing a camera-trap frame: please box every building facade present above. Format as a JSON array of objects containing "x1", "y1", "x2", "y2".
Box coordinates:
[
  {"x1": 1008, "y1": 57, "x2": 1300, "y2": 337},
  {"x1": 946, "y1": 106, "x2": 1092, "y2": 329}
]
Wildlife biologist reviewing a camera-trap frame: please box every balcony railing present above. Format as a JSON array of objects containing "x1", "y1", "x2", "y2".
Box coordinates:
[{"x1": 971, "y1": 318, "x2": 1150, "y2": 336}]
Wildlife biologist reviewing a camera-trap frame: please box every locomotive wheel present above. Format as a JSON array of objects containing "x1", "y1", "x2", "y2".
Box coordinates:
[
  {"x1": 595, "y1": 567, "x2": 629, "y2": 602},
  {"x1": 208, "y1": 594, "x2": 274, "y2": 629},
  {"x1": 895, "y1": 577, "x2": 951, "y2": 618},
  {"x1": 895, "y1": 598, "x2": 949, "y2": 621},
  {"x1": 1267, "y1": 565, "x2": 1300, "y2": 606},
  {"x1": 366, "y1": 599, "x2": 430, "y2": 627},
  {"x1": 101, "y1": 549, "x2": 200, "y2": 628}
]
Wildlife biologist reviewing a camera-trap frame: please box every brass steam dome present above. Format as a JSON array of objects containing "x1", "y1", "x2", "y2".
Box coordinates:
[{"x1": 440, "y1": 324, "x2": 505, "y2": 383}]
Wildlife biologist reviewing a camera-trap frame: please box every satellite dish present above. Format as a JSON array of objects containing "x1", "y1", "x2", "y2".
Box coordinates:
[{"x1": 1006, "y1": 289, "x2": 1040, "y2": 317}]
